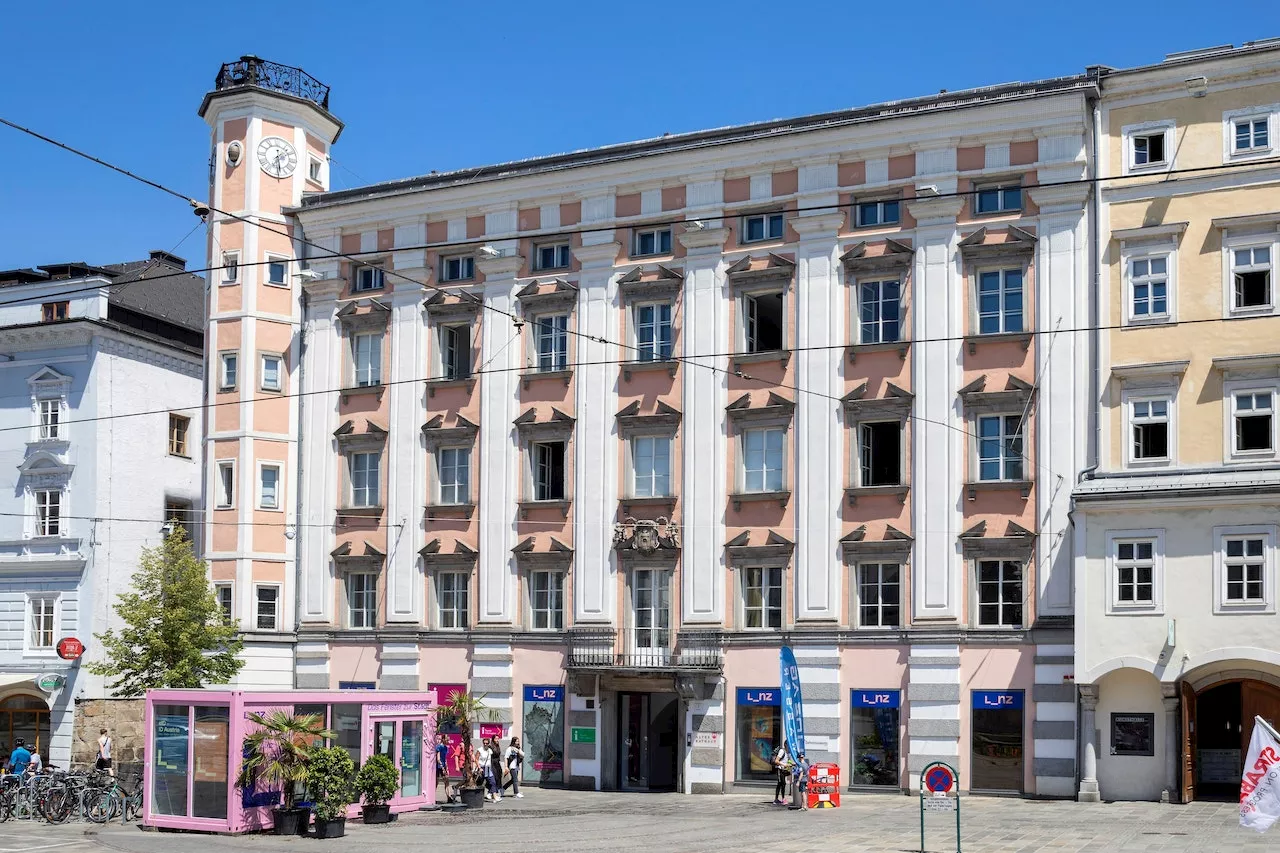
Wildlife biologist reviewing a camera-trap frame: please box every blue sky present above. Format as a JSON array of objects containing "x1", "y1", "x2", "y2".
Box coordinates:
[{"x1": 2, "y1": 1, "x2": 1278, "y2": 269}]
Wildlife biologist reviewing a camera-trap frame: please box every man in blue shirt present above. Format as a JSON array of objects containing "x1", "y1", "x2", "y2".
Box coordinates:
[{"x1": 8, "y1": 738, "x2": 32, "y2": 776}]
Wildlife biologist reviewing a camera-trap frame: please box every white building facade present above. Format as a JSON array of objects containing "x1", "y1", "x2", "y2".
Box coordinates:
[{"x1": 0, "y1": 254, "x2": 203, "y2": 767}]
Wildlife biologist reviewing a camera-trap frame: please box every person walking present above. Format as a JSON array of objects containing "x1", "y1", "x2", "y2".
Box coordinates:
[
  {"x1": 435, "y1": 733, "x2": 452, "y2": 802},
  {"x1": 476, "y1": 738, "x2": 496, "y2": 802},
  {"x1": 503, "y1": 736, "x2": 525, "y2": 798},
  {"x1": 96, "y1": 728, "x2": 114, "y2": 776},
  {"x1": 7, "y1": 738, "x2": 31, "y2": 776},
  {"x1": 488, "y1": 737, "x2": 505, "y2": 802},
  {"x1": 770, "y1": 741, "x2": 791, "y2": 804}
]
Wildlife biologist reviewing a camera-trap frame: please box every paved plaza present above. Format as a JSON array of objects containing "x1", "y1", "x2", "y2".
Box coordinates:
[{"x1": 3, "y1": 790, "x2": 1262, "y2": 853}]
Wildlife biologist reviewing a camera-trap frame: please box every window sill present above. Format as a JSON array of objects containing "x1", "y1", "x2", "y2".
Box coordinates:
[
  {"x1": 425, "y1": 376, "x2": 475, "y2": 397},
  {"x1": 1108, "y1": 604, "x2": 1163, "y2": 616},
  {"x1": 845, "y1": 484, "x2": 910, "y2": 506},
  {"x1": 623, "y1": 359, "x2": 679, "y2": 381},
  {"x1": 26, "y1": 437, "x2": 69, "y2": 448},
  {"x1": 731, "y1": 350, "x2": 791, "y2": 371},
  {"x1": 964, "y1": 331, "x2": 1032, "y2": 354},
  {"x1": 219, "y1": 281, "x2": 239, "y2": 287},
  {"x1": 522, "y1": 369, "x2": 573, "y2": 389},
  {"x1": 973, "y1": 623, "x2": 1024, "y2": 631},
  {"x1": 1229, "y1": 305, "x2": 1277, "y2": 318},
  {"x1": 518, "y1": 499, "x2": 571, "y2": 519},
  {"x1": 214, "y1": 504, "x2": 235, "y2": 511},
  {"x1": 168, "y1": 453, "x2": 193, "y2": 460},
  {"x1": 847, "y1": 340, "x2": 909, "y2": 364},
  {"x1": 338, "y1": 505, "x2": 385, "y2": 518},
  {"x1": 1123, "y1": 315, "x2": 1172, "y2": 328},
  {"x1": 1213, "y1": 602, "x2": 1275, "y2": 616},
  {"x1": 1125, "y1": 458, "x2": 1171, "y2": 470},
  {"x1": 264, "y1": 281, "x2": 290, "y2": 289},
  {"x1": 965, "y1": 479, "x2": 1032, "y2": 500},
  {"x1": 341, "y1": 384, "x2": 385, "y2": 400},
  {"x1": 217, "y1": 385, "x2": 237, "y2": 393},
  {"x1": 440, "y1": 278, "x2": 476, "y2": 285},
  {"x1": 620, "y1": 495, "x2": 677, "y2": 513},
  {"x1": 730, "y1": 489, "x2": 791, "y2": 511},
  {"x1": 1230, "y1": 451, "x2": 1278, "y2": 464},
  {"x1": 972, "y1": 208, "x2": 1024, "y2": 219},
  {"x1": 425, "y1": 502, "x2": 476, "y2": 520},
  {"x1": 259, "y1": 387, "x2": 283, "y2": 395}
]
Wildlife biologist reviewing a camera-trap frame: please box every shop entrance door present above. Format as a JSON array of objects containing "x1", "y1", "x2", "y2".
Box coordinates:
[
  {"x1": 369, "y1": 714, "x2": 431, "y2": 806},
  {"x1": 970, "y1": 691, "x2": 1024, "y2": 793},
  {"x1": 619, "y1": 692, "x2": 678, "y2": 792},
  {"x1": 1190, "y1": 680, "x2": 1280, "y2": 801}
]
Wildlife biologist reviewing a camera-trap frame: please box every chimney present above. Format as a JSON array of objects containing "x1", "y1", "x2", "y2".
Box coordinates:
[{"x1": 148, "y1": 250, "x2": 187, "y2": 270}]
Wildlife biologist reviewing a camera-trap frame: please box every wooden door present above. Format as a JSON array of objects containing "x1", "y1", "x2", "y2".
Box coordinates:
[
  {"x1": 1180, "y1": 680, "x2": 1196, "y2": 803},
  {"x1": 1242, "y1": 681, "x2": 1280, "y2": 755}
]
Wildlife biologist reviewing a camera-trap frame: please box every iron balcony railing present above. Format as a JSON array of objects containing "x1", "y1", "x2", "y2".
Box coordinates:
[
  {"x1": 567, "y1": 647, "x2": 722, "y2": 671},
  {"x1": 214, "y1": 55, "x2": 330, "y2": 111}
]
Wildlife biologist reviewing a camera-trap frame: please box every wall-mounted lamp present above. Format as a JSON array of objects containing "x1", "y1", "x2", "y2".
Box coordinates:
[{"x1": 1185, "y1": 76, "x2": 1208, "y2": 97}]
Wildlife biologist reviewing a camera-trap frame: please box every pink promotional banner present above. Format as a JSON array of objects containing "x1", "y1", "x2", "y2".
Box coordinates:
[
  {"x1": 430, "y1": 683, "x2": 469, "y2": 777},
  {"x1": 1240, "y1": 716, "x2": 1280, "y2": 832},
  {"x1": 480, "y1": 723, "x2": 506, "y2": 739}
]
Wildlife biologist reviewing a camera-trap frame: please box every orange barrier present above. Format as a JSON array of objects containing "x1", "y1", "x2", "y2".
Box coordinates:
[{"x1": 806, "y1": 763, "x2": 840, "y2": 808}]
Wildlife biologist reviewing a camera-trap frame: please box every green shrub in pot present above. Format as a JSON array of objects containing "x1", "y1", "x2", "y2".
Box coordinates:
[{"x1": 355, "y1": 753, "x2": 399, "y2": 824}]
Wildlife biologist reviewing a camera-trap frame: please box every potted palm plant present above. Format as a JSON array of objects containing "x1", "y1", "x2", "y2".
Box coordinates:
[
  {"x1": 236, "y1": 710, "x2": 333, "y2": 836},
  {"x1": 355, "y1": 753, "x2": 398, "y2": 824},
  {"x1": 436, "y1": 691, "x2": 495, "y2": 809},
  {"x1": 308, "y1": 746, "x2": 356, "y2": 839}
]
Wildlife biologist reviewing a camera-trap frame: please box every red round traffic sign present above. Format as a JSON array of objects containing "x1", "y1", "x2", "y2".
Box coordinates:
[
  {"x1": 924, "y1": 765, "x2": 955, "y2": 793},
  {"x1": 56, "y1": 637, "x2": 84, "y2": 660}
]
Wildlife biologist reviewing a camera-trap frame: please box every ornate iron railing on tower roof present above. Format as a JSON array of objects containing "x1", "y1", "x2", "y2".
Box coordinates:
[{"x1": 213, "y1": 55, "x2": 330, "y2": 111}]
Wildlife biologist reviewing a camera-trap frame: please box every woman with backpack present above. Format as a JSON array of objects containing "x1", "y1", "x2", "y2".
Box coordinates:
[
  {"x1": 771, "y1": 741, "x2": 792, "y2": 804},
  {"x1": 503, "y1": 736, "x2": 525, "y2": 798}
]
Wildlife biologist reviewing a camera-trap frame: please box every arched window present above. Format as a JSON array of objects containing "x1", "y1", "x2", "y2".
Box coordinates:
[{"x1": 0, "y1": 693, "x2": 51, "y2": 758}]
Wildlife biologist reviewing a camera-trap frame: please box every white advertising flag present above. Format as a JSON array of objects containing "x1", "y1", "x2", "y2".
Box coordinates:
[{"x1": 1240, "y1": 716, "x2": 1280, "y2": 832}]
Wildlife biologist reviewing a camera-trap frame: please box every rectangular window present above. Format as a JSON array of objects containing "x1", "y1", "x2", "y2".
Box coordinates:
[
  {"x1": 164, "y1": 499, "x2": 192, "y2": 533},
  {"x1": 1132, "y1": 132, "x2": 1166, "y2": 166},
  {"x1": 743, "y1": 291, "x2": 784, "y2": 352},
  {"x1": 42, "y1": 301, "x2": 69, "y2": 322},
  {"x1": 742, "y1": 427, "x2": 785, "y2": 493},
  {"x1": 850, "y1": 695, "x2": 900, "y2": 786},
  {"x1": 353, "y1": 332, "x2": 383, "y2": 386},
  {"x1": 534, "y1": 314, "x2": 569, "y2": 371},
  {"x1": 859, "y1": 280, "x2": 901, "y2": 344},
  {"x1": 438, "y1": 447, "x2": 471, "y2": 505},
  {"x1": 977, "y1": 269, "x2": 1023, "y2": 334},
  {"x1": 259, "y1": 463, "x2": 281, "y2": 509},
  {"x1": 1235, "y1": 117, "x2": 1270, "y2": 152},
  {"x1": 974, "y1": 184, "x2": 1023, "y2": 215},
  {"x1": 529, "y1": 570, "x2": 564, "y2": 631},
  {"x1": 1115, "y1": 540, "x2": 1155, "y2": 605},
  {"x1": 1233, "y1": 247, "x2": 1272, "y2": 309},
  {"x1": 38, "y1": 399, "x2": 60, "y2": 440},
  {"x1": 350, "y1": 451, "x2": 381, "y2": 508},
  {"x1": 857, "y1": 563, "x2": 901, "y2": 628},
  {"x1": 260, "y1": 354, "x2": 282, "y2": 392},
  {"x1": 859, "y1": 422, "x2": 901, "y2": 487},
  {"x1": 266, "y1": 255, "x2": 288, "y2": 285},
  {"x1": 440, "y1": 324, "x2": 471, "y2": 380},
  {"x1": 535, "y1": 243, "x2": 571, "y2": 271},
  {"x1": 635, "y1": 303, "x2": 673, "y2": 361},
  {"x1": 28, "y1": 597, "x2": 55, "y2": 650},
  {"x1": 532, "y1": 441, "x2": 567, "y2": 501},
  {"x1": 214, "y1": 584, "x2": 233, "y2": 623},
  {"x1": 168, "y1": 414, "x2": 190, "y2": 457},
  {"x1": 222, "y1": 251, "x2": 239, "y2": 283},
  {"x1": 977, "y1": 560, "x2": 1023, "y2": 627},
  {"x1": 1129, "y1": 257, "x2": 1169, "y2": 319},
  {"x1": 255, "y1": 585, "x2": 279, "y2": 630},
  {"x1": 437, "y1": 572, "x2": 469, "y2": 630},
  {"x1": 354, "y1": 264, "x2": 385, "y2": 292},
  {"x1": 219, "y1": 352, "x2": 238, "y2": 390},
  {"x1": 440, "y1": 255, "x2": 475, "y2": 282},
  {"x1": 1234, "y1": 391, "x2": 1274, "y2": 454},
  {"x1": 632, "y1": 436, "x2": 671, "y2": 498},
  {"x1": 346, "y1": 573, "x2": 377, "y2": 629},
  {"x1": 631, "y1": 568, "x2": 670, "y2": 651},
  {"x1": 741, "y1": 566, "x2": 783, "y2": 629},
  {"x1": 855, "y1": 199, "x2": 900, "y2": 228},
  {"x1": 633, "y1": 227, "x2": 672, "y2": 258},
  {"x1": 35, "y1": 489, "x2": 60, "y2": 536},
  {"x1": 1110, "y1": 713, "x2": 1156, "y2": 757},
  {"x1": 308, "y1": 158, "x2": 323, "y2": 182},
  {"x1": 1130, "y1": 398, "x2": 1170, "y2": 462},
  {"x1": 741, "y1": 212, "x2": 785, "y2": 243},
  {"x1": 215, "y1": 461, "x2": 235, "y2": 509},
  {"x1": 977, "y1": 415, "x2": 1024, "y2": 481},
  {"x1": 1224, "y1": 537, "x2": 1266, "y2": 602},
  {"x1": 735, "y1": 694, "x2": 781, "y2": 782}
]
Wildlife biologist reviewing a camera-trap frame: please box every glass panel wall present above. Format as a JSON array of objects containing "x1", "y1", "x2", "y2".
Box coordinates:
[
  {"x1": 152, "y1": 705, "x2": 190, "y2": 816},
  {"x1": 192, "y1": 706, "x2": 230, "y2": 819}
]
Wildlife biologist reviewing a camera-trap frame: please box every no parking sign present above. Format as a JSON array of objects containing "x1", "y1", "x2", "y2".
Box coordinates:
[{"x1": 918, "y1": 761, "x2": 960, "y2": 853}]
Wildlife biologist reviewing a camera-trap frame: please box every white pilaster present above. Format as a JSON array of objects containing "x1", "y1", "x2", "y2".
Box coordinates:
[
  {"x1": 385, "y1": 274, "x2": 426, "y2": 623},
  {"x1": 572, "y1": 241, "x2": 622, "y2": 624},
  {"x1": 906, "y1": 197, "x2": 964, "y2": 621}
]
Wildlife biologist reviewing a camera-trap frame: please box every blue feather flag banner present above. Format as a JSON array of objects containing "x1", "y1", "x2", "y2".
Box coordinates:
[{"x1": 779, "y1": 646, "x2": 806, "y2": 757}]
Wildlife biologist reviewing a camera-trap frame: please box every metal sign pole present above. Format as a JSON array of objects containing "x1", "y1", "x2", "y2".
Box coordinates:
[{"x1": 918, "y1": 761, "x2": 960, "y2": 853}]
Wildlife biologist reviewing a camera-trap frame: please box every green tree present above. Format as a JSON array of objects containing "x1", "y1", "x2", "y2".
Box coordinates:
[{"x1": 88, "y1": 524, "x2": 243, "y2": 696}]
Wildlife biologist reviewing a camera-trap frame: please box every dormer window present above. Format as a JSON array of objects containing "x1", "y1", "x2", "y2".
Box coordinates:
[{"x1": 41, "y1": 302, "x2": 68, "y2": 323}]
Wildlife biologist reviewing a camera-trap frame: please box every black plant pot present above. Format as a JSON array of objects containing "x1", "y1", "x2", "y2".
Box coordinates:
[
  {"x1": 362, "y1": 803, "x2": 391, "y2": 824},
  {"x1": 314, "y1": 818, "x2": 346, "y2": 839},
  {"x1": 459, "y1": 786, "x2": 486, "y2": 809},
  {"x1": 270, "y1": 807, "x2": 310, "y2": 836}
]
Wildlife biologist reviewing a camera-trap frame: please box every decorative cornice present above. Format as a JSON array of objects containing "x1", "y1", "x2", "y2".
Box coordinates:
[{"x1": 676, "y1": 227, "x2": 729, "y2": 251}]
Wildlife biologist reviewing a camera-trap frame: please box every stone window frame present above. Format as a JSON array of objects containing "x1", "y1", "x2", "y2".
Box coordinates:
[
  {"x1": 1213, "y1": 524, "x2": 1277, "y2": 616},
  {"x1": 1105, "y1": 529, "x2": 1165, "y2": 615}
]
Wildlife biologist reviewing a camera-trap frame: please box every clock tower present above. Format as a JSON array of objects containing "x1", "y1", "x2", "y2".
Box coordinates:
[{"x1": 198, "y1": 56, "x2": 342, "y2": 684}]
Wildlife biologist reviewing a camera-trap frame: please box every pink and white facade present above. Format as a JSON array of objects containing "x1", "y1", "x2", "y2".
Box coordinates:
[{"x1": 199, "y1": 58, "x2": 1093, "y2": 796}]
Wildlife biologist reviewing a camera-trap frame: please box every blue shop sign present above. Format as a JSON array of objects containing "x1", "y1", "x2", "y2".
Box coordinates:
[
  {"x1": 523, "y1": 685, "x2": 564, "y2": 703},
  {"x1": 851, "y1": 689, "x2": 901, "y2": 708},
  {"x1": 972, "y1": 690, "x2": 1023, "y2": 710},
  {"x1": 737, "y1": 687, "x2": 781, "y2": 706}
]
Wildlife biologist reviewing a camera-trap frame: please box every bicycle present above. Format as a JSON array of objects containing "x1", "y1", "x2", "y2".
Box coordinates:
[{"x1": 86, "y1": 773, "x2": 143, "y2": 824}]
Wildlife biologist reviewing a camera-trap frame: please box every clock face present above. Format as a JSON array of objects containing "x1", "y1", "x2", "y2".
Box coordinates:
[{"x1": 257, "y1": 136, "x2": 298, "y2": 178}]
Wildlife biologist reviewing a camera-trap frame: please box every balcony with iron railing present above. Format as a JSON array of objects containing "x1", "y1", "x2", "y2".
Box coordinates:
[
  {"x1": 566, "y1": 626, "x2": 723, "y2": 672},
  {"x1": 212, "y1": 55, "x2": 330, "y2": 111}
]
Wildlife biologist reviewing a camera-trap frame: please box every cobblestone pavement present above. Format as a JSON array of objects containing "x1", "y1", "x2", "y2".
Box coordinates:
[{"x1": 48, "y1": 790, "x2": 1275, "y2": 853}]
